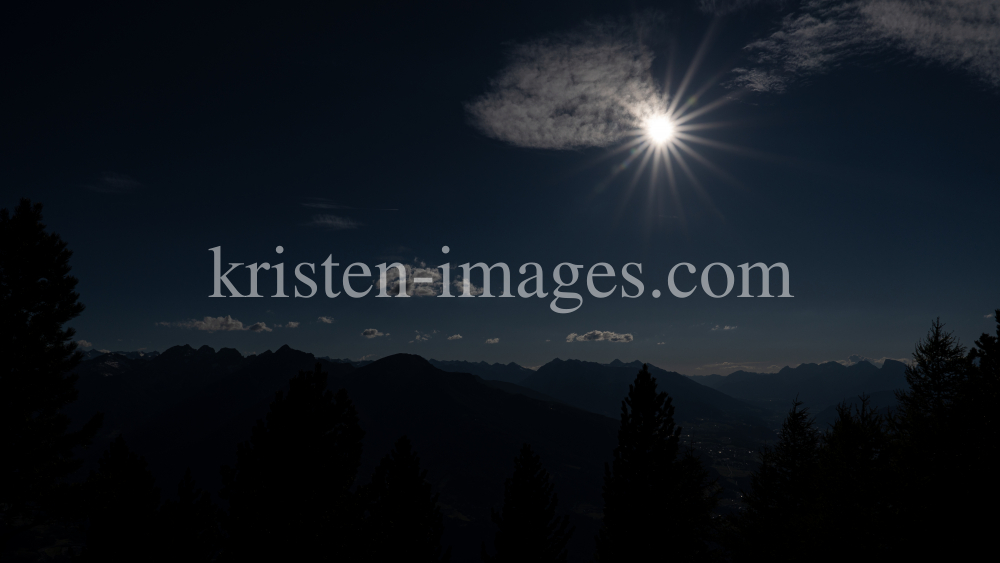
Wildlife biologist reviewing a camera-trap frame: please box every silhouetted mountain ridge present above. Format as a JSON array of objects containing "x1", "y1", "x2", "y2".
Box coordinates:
[{"x1": 685, "y1": 359, "x2": 909, "y2": 413}]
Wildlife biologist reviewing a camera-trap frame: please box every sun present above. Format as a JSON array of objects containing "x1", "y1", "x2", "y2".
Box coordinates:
[{"x1": 646, "y1": 116, "x2": 674, "y2": 144}]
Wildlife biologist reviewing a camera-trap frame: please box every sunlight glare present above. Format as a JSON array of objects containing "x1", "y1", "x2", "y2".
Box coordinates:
[{"x1": 646, "y1": 116, "x2": 674, "y2": 145}]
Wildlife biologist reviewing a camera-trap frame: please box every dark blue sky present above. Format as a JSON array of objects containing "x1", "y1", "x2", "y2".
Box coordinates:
[{"x1": 3, "y1": 1, "x2": 997, "y2": 373}]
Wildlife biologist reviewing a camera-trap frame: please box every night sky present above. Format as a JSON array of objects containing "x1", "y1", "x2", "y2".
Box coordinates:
[{"x1": 4, "y1": 1, "x2": 997, "y2": 374}]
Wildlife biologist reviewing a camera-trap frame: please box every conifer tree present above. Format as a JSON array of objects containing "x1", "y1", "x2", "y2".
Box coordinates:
[
  {"x1": 595, "y1": 364, "x2": 716, "y2": 563},
  {"x1": 482, "y1": 444, "x2": 573, "y2": 563},
  {"x1": 220, "y1": 363, "x2": 365, "y2": 561},
  {"x1": 813, "y1": 396, "x2": 893, "y2": 554},
  {"x1": 362, "y1": 436, "x2": 449, "y2": 563},
  {"x1": 727, "y1": 400, "x2": 819, "y2": 561},
  {"x1": 0, "y1": 199, "x2": 103, "y2": 525},
  {"x1": 158, "y1": 469, "x2": 222, "y2": 562},
  {"x1": 80, "y1": 435, "x2": 161, "y2": 562},
  {"x1": 890, "y1": 316, "x2": 995, "y2": 557},
  {"x1": 894, "y1": 318, "x2": 970, "y2": 432}
]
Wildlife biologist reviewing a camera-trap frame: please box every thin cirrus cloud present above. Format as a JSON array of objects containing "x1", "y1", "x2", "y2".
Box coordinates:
[
  {"x1": 318, "y1": 316, "x2": 334, "y2": 324},
  {"x1": 714, "y1": 0, "x2": 1000, "y2": 93},
  {"x1": 157, "y1": 315, "x2": 272, "y2": 333},
  {"x1": 711, "y1": 325, "x2": 737, "y2": 331},
  {"x1": 465, "y1": 13, "x2": 666, "y2": 150},
  {"x1": 485, "y1": 338, "x2": 500, "y2": 344},
  {"x1": 86, "y1": 172, "x2": 143, "y2": 194},
  {"x1": 362, "y1": 328, "x2": 386, "y2": 339},
  {"x1": 566, "y1": 330, "x2": 634, "y2": 343},
  {"x1": 309, "y1": 214, "x2": 361, "y2": 229}
]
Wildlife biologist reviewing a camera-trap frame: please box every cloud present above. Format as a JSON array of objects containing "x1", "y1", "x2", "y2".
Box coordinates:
[
  {"x1": 657, "y1": 341, "x2": 666, "y2": 345},
  {"x1": 76, "y1": 339, "x2": 93, "y2": 348},
  {"x1": 97, "y1": 349, "x2": 111, "y2": 354},
  {"x1": 88, "y1": 172, "x2": 142, "y2": 194},
  {"x1": 283, "y1": 321, "x2": 300, "y2": 328},
  {"x1": 447, "y1": 334, "x2": 463, "y2": 340},
  {"x1": 158, "y1": 315, "x2": 271, "y2": 333},
  {"x1": 726, "y1": 0, "x2": 1000, "y2": 93},
  {"x1": 375, "y1": 260, "x2": 445, "y2": 297},
  {"x1": 371, "y1": 260, "x2": 492, "y2": 297},
  {"x1": 711, "y1": 325, "x2": 738, "y2": 331},
  {"x1": 452, "y1": 277, "x2": 485, "y2": 296},
  {"x1": 465, "y1": 14, "x2": 667, "y2": 149},
  {"x1": 309, "y1": 214, "x2": 361, "y2": 229},
  {"x1": 838, "y1": 354, "x2": 911, "y2": 368},
  {"x1": 317, "y1": 316, "x2": 334, "y2": 323},
  {"x1": 485, "y1": 338, "x2": 500, "y2": 344},
  {"x1": 362, "y1": 328, "x2": 385, "y2": 339},
  {"x1": 566, "y1": 330, "x2": 635, "y2": 343},
  {"x1": 414, "y1": 331, "x2": 432, "y2": 342},
  {"x1": 987, "y1": 313, "x2": 995, "y2": 318}
]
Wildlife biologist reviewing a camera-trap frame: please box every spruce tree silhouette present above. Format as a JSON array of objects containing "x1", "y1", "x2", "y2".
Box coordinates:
[
  {"x1": 158, "y1": 469, "x2": 222, "y2": 562},
  {"x1": 0, "y1": 199, "x2": 103, "y2": 531},
  {"x1": 813, "y1": 396, "x2": 893, "y2": 554},
  {"x1": 726, "y1": 400, "x2": 819, "y2": 561},
  {"x1": 481, "y1": 443, "x2": 573, "y2": 563},
  {"x1": 362, "y1": 436, "x2": 450, "y2": 563},
  {"x1": 80, "y1": 435, "x2": 161, "y2": 562},
  {"x1": 958, "y1": 310, "x2": 1000, "y2": 553},
  {"x1": 595, "y1": 364, "x2": 716, "y2": 563},
  {"x1": 220, "y1": 363, "x2": 364, "y2": 562},
  {"x1": 891, "y1": 318, "x2": 978, "y2": 557}
]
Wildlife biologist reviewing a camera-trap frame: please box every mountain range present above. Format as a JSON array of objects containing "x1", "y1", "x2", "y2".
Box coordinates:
[
  {"x1": 686, "y1": 360, "x2": 909, "y2": 416},
  {"x1": 64, "y1": 346, "x2": 912, "y2": 560}
]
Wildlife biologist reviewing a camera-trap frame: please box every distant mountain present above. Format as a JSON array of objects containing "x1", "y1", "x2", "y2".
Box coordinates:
[
  {"x1": 79, "y1": 349, "x2": 160, "y2": 361},
  {"x1": 520, "y1": 359, "x2": 770, "y2": 428},
  {"x1": 428, "y1": 359, "x2": 535, "y2": 384},
  {"x1": 318, "y1": 356, "x2": 373, "y2": 367},
  {"x1": 686, "y1": 360, "x2": 909, "y2": 413}
]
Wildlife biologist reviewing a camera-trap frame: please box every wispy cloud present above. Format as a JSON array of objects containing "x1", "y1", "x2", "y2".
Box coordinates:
[
  {"x1": 465, "y1": 13, "x2": 666, "y2": 149},
  {"x1": 362, "y1": 328, "x2": 386, "y2": 339},
  {"x1": 447, "y1": 334, "x2": 463, "y2": 340},
  {"x1": 723, "y1": 0, "x2": 1000, "y2": 93},
  {"x1": 309, "y1": 214, "x2": 361, "y2": 229},
  {"x1": 987, "y1": 313, "x2": 995, "y2": 319},
  {"x1": 485, "y1": 337, "x2": 500, "y2": 344},
  {"x1": 157, "y1": 315, "x2": 272, "y2": 333},
  {"x1": 317, "y1": 316, "x2": 334, "y2": 324},
  {"x1": 76, "y1": 339, "x2": 93, "y2": 348},
  {"x1": 566, "y1": 330, "x2": 634, "y2": 343},
  {"x1": 87, "y1": 172, "x2": 142, "y2": 194},
  {"x1": 711, "y1": 325, "x2": 738, "y2": 331}
]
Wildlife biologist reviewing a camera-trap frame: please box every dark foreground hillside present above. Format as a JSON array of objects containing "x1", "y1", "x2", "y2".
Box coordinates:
[{"x1": 65, "y1": 347, "x2": 627, "y2": 561}]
